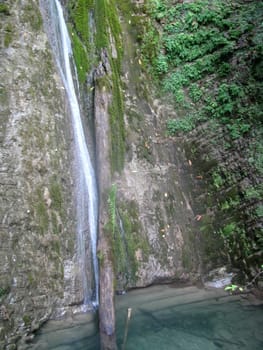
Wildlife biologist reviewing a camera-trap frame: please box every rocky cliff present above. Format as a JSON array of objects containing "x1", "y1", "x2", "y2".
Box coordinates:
[
  {"x1": 1, "y1": 0, "x2": 261, "y2": 349},
  {"x1": 0, "y1": 1, "x2": 82, "y2": 348}
]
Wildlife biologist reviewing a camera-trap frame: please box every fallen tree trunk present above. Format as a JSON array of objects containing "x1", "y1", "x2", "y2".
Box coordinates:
[{"x1": 95, "y1": 49, "x2": 117, "y2": 350}]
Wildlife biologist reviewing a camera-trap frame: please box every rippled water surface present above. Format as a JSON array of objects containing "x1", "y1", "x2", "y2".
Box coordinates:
[{"x1": 30, "y1": 285, "x2": 263, "y2": 350}]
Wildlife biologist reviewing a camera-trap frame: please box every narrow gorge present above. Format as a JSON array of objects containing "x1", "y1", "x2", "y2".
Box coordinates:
[{"x1": 0, "y1": 1, "x2": 262, "y2": 349}]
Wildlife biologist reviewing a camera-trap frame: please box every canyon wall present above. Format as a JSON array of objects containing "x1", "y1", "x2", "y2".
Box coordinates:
[{"x1": 0, "y1": 1, "x2": 83, "y2": 348}]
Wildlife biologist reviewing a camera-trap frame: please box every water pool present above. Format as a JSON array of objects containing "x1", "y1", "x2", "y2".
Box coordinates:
[{"x1": 29, "y1": 285, "x2": 263, "y2": 350}]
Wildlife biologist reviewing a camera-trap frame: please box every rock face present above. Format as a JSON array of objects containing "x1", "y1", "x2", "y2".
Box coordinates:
[
  {"x1": 108, "y1": 18, "x2": 202, "y2": 292},
  {"x1": 3, "y1": 0, "x2": 259, "y2": 348},
  {"x1": 0, "y1": 1, "x2": 80, "y2": 347}
]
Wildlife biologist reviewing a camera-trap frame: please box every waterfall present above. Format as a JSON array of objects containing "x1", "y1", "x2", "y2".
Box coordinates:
[{"x1": 43, "y1": 0, "x2": 99, "y2": 307}]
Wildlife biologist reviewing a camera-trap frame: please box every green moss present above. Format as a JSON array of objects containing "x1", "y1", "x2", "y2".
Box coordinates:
[
  {"x1": 95, "y1": 74, "x2": 111, "y2": 91},
  {"x1": 52, "y1": 240, "x2": 60, "y2": 255},
  {"x1": 50, "y1": 180, "x2": 62, "y2": 211},
  {"x1": 68, "y1": 0, "x2": 97, "y2": 83},
  {"x1": 109, "y1": 61, "x2": 125, "y2": 173},
  {"x1": 106, "y1": 0, "x2": 123, "y2": 66},
  {"x1": 68, "y1": 0, "x2": 95, "y2": 83},
  {"x1": 115, "y1": 0, "x2": 132, "y2": 17},
  {"x1": 0, "y1": 4, "x2": 10, "y2": 15},
  {"x1": 95, "y1": 0, "x2": 107, "y2": 49},
  {"x1": 36, "y1": 198, "x2": 49, "y2": 236},
  {"x1": 106, "y1": 186, "x2": 149, "y2": 285},
  {"x1": 4, "y1": 23, "x2": 14, "y2": 47},
  {"x1": 0, "y1": 286, "x2": 10, "y2": 299},
  {"x1": 23, "y1": 314, "x2": 31, "y2": 326},
  {"x1": 51, "y1": 212, "x2": 59, "y2": 235},
  {"x1": 69, "y1": 0, "x2": 91, "y2": 46},
  {"x1": 27, "y1": 272, "x2": 37, "y2": 288},
  {"x1": 97, "y1": 250, "x2": 105, "y2": 266},
  {"x1": 94, "y1": 0, "x2": 125, "y2": 173},
  {"x1": 118, "y1": 200, "x2": 150, "y2": 282},
  {"x1": 22, "y1": 3, "x2": 42, "y2": 31},
  {"x1": 68, "y1": 0, "x2": 125, "y2": 172},
  {"x1": 70, "y1": 28, "x2": 90, "y2": 83}
]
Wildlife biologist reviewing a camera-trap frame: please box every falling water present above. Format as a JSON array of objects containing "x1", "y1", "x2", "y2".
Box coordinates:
[{"x1": 42, "y1": 0, "x2": 99, "y2": 307}]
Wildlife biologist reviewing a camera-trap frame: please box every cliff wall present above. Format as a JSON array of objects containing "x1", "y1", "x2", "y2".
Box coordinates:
[{"x1": 0, "y1": 1, "x2": 79, "y2": 348}]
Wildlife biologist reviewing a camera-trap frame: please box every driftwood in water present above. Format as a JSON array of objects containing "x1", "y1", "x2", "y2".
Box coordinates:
[{"x1": 122, "y1": 308, "x2": 132, "y2": 350}]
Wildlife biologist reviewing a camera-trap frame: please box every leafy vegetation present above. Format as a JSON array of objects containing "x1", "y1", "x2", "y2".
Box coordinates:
[
  {"x1": 225, "y1": 265, "x2": 263, "y2": 293},
  {"x1": 0, "y1": 286, "x2": 10, "y2": 299},
  {"x1": 139, "y1": 0, "x2": 263, "y2": 279},
  {"x1": 142, "y1": 0, "x2": 262, "y2": 140}
]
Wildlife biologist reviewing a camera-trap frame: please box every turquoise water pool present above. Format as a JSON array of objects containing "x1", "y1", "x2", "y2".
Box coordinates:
[{"x1": 30, "y1": 285, "x2": 263, "y2": 350}]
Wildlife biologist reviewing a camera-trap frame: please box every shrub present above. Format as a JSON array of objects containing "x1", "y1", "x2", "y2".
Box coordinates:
[{"x1": 167, "y1": 117, "x2": 194, "y2": 135}]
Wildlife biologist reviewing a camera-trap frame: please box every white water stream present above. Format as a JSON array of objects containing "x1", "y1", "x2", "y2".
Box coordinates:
[{"x1": 48, "y1": 0, "x2": 99, "y2": 307}]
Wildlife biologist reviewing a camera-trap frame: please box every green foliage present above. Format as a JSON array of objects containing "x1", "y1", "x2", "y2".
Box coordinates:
[
  {"x1": 256, "y1": 205, "x2": 263, "y2": 218},
  {"x1": 142, "y1": 0, "x2": 263, "y2": 138},
  {"x1": 142, "y1": 28, "x2": 159, "y2": 63},
  {"x1": 244, "y1": 184, "x2": 263, "y2": 200},
  {"x1": 167, "y1": 117, "x2": 194, "y2": 134},
  {"x1": 248, "y1": 131, "x2": 263, "y2": 175},
  {"x1": 220, "y1": 197, "x2": 240, "y2": 211},
  {"x1": 141, "y1": 0, "x2": 263, "y2": 282},
  {"x1": 225, "y1": 266, "x2": 263, "y2": 293},
  {"x1": 189, "y1": 83, "x2": 203, "y2": 102},
  {"x1": 224, "y1": 284, "x2": 243, "y2": 293},
  {"x1": 219, "y1": 222, "x2": 252, "y2": 260},
  {"x1": 154, "y1": 54, "x2": 168, "y2": 74},
  {"x1": 0, "y1": 286, "x2": 10, "y2": 298},
  {"x1": 212, "y1": 170, "x2": 224, "y2": 189},
  {"x1": 220, "y1": 222, "x2": 237, "y2": 237}
]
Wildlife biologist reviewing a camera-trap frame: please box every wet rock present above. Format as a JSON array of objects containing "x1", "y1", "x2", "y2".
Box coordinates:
[
  {"x1": 6, "y1": 344, "x2": 16, "y2": 350},
  {"x1": 1, "y1": 1, "x2": 77, "y2": 347},
  {"x1": 204, "y1": 266, "x2": 234, "y2": 288}
]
